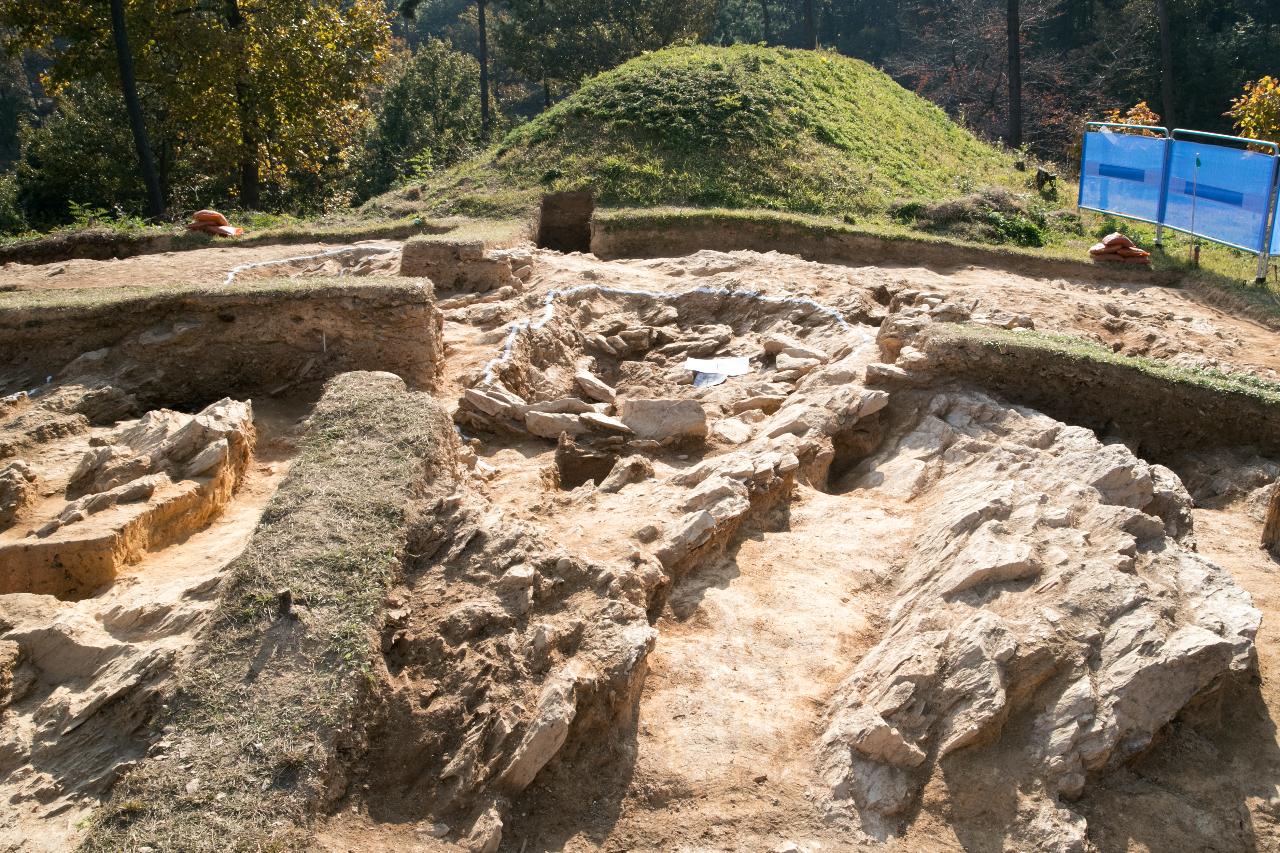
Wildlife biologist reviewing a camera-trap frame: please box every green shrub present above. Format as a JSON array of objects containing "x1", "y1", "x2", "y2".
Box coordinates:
[
  {"x1": 0, "y1": 171, "x2": 25, "y2": 235},
  {"x1": 349, "y1": 40, "x2": 484, "y2": 201}
]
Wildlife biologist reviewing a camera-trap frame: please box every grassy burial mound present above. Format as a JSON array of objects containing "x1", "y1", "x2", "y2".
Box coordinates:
[{"x1": 394, "y1": 45, "x2": 1024, "y2": 220}]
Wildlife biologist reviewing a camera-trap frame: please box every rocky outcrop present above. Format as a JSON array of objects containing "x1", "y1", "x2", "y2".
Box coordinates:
[
  {"x1": 1, "y1": 398, "x2": 256, "y2": 599},
  {"x1": 0, "y1": 460, "x2": 36, "y2": 528},
  {"x1": 356, "y1": 490, "x2": 658, "y2": 849},
  {"x1": 816, "y1": 390, "x2": 1259, "y2": 849}
]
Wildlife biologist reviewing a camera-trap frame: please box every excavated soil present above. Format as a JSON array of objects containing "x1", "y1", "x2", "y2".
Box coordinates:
[
  {"x1": 0, "y1": 240, "x2": 403, "y2": 292},
  {"x1": 0, "y1": 393, "x2": 309, "y2": 851},
  {"x1": 4, "y1": 239, "x2": 1280, "y2": 853},
  {"x1": 314, "y1": 246, "x2": 1280, "y2": 853}
]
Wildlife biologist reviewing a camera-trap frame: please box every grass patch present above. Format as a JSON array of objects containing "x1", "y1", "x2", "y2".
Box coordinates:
[
  {"x1": 80, "y1": 371, "x2": 456, "y2": 852},
  {"x1": 0, "y1": 215, "x2": 450, "y2": 263},
  {"x1": 0, "y1": 276, "x2": 431, "y2": 314},
  {"x1": 373, "y1": 44, "x2": 1028, "y2": 221},
  {"x1": 937, "y1": 323, "x2": 1280, "y2": 406},
  {"x1": 402, "y1": 217, "x2": 529, "y2": 248}
]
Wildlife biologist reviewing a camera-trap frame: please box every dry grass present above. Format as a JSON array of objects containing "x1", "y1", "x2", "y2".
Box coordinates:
[
  {"x1": 936, "y1": 323, "x2": 1280, "y2": 406},
  {"x1": 80, "y1": 372, "x2": 456, "y2": 852},
  {"x1": 0, "y1": 276, "x2": 431, "y2": 314}
]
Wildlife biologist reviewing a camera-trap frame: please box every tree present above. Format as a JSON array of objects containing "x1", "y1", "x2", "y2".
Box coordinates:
[
  {"x1": 803, "y1": 0, "x2": 818, "y2": 48},
  {"x1": 1228, "y1": 76, "x2": 1280, "y2": 143},
  {"x1": 400, "y1": 0, "x2": 490, "y2": 139},
  {"x1": 2, "y1": 0, "x2": 391, "y2": 212},
  {"x1": 351, "y1": 38, "x2": 483, "y2": 197},
  {"x1": 495, "y1": 0, "x2": 719, "y2": 94},
  {"x1": 478, "y1": 0, "x2": 491, "y2": 139},
  {"x1": 1154, "y1": 0, "x2": 1176, "y2": 128},
  {"x1": 109, "y1": 0, "x2": 163, "y2": 218},
  {"x1": 1007, "y1": 0, "x2": 1022, "y2": 148}
]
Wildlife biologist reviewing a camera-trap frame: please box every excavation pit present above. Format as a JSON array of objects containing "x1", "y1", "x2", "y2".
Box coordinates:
[
  {"x1": 536, "y1": 191, "x2": 595, "y2": 253},
  {"x1": 2, "y1": 238, "x2": 1280, "y2": 853}
]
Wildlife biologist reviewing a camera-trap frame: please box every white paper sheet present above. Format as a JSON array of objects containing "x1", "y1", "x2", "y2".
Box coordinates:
[{"x1": 683, "y1": 356, "x2": 751, "y2": 376}]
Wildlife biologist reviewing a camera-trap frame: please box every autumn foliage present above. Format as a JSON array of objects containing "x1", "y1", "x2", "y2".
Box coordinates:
[{"x1": 1228, "y1": 76, "x2": 1280, "y2": 144}]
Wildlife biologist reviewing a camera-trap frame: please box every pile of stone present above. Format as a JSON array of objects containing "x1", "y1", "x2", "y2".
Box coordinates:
[{"x1": 461, "y1": 370, "x2": 708, "y2": 448}]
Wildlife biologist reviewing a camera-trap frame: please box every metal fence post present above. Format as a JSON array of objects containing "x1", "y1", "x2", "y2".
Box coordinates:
[
  {"x1": 1259, "y1": 153, "x2": 1280, "y2": 284},
  {"x1": 1077, "y1": 126, "x2": 1089, "y2": 219},
  {"x1": 1155, "y1": 129, "x2": 1173, "y2": 247}
]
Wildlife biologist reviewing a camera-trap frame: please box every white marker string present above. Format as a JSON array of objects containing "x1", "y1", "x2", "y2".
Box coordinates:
[{"x1": 222, "y1": 244, "x2": 401, "y2": 286}]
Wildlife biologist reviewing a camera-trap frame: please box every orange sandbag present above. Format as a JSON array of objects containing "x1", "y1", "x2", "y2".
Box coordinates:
[
  {"x1": 1116, "y1": 246, "x2": 1150, "y2": 258},
  {"x1": 1101, "y1": 232, "x2": 1136, "y2": 249},
  {"x1": 186, "y1": 221, "x2": 243, "y2": 238},
  {"x1": 193, "y1": 209, "x2": 230, "y2": 226},
  {"x1": 1089, "y1": 242, "x2": 1114, "y2": 255}
]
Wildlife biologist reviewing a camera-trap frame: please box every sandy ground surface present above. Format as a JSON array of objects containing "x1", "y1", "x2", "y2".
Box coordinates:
[{"x1": 0, "y1": 240, "x2": 403, "y2": 291}]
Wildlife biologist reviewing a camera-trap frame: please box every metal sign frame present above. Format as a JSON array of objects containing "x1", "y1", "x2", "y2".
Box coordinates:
[{"x1": 1078, "y1": 122, "x2": 1280, "y2": 283}]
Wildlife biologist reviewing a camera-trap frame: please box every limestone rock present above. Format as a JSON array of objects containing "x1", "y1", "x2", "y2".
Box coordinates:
[
  {"x1": 575, "y1": 370, "x2": 616, "y2": 403},
  {"x1": 498, "y1": 669, "x2": 579, "y2": 792},
  {"x1": 732, "y1": 395, "x2": 787, "y2": 415},
  {"x1": 655, "y1": 511, "x2": 716, "y2": 567},
  {"x1": 464, "y1": 385, "x2": 526, "y2": 419},
  {"x1": 0, "y1": 460, "x2": 37, "y2": 529},
  {"x1": 775, "y1": 353, "x2": 821, "y2": 375},
  {"x1": 763, "y1": 333, "x2": 828, "y2": 362},
  {"x1": 524, "y1": 397, "x2": 594, "y2": 416},
  {"x1": 710, "y1": 418, "x2": 753, "y2": 445},
  {"x1": 618, "y1": 399, "x2": 707, "y2": 444},
  {"x1": 464, "y1": 805, "x2": 503, "y2": 853},
  {"x1": 681, "y1": 475, "x2": 749, "y2": 515},
  {"x1": 526, "y1": 410, "x2": 588, "y2": 440},
  {"x1": 581, "y1": 412, "x2": 633, "y2": 435},
  {"x1": 599, "y1": 456, "x2": 653, "y2": 494}
]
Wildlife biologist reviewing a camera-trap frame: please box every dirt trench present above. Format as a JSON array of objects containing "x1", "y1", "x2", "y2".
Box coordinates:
[{"x1": 315, "y1": 246, "x2": 1280, "y2": 853}]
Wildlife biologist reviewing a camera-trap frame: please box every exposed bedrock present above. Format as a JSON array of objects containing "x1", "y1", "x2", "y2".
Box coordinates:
[
  {"x1": 359, "y1": 493, "x2": 659, "y2": 838},
  {"x1": 817, "y1": 389, "x2": 1260, "y2": 849},
  {"x1": 0, "y1": 397, "x2": 255, "y2": 599}
]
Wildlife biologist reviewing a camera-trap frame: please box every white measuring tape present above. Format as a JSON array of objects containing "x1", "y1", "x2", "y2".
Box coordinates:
[{"x1": 222, "y1": 244, "x2": 401, "y2": 286}]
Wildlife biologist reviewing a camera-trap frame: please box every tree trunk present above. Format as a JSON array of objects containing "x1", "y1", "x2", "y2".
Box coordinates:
[
  {"x1": 539, "y1": 0, "x2": 551, "y2": 109},
  {"x1": 108, "y1": 0, "x2": 164, "y2": 219},
  {"x1": 1155, "y1": 0, "x2": 1176, "y2": 127},
  {"x1": 1007, "y1": 0, "x2": 1023, "y2": 149},
  {"x1": 224, "y1": 0, "x2": 259, "y2": 209},
  {"x1": 236, "y1": 82, "x2": 260, "y2": 210},
  {"x1": 478, "y1": 0, "x2": 491, "y2": 141},
  {"x1": 1263, "y1": 484, "x2": 1280, "y2": 556},
  {"x1": 804, "y1": 0, "x2": 817, "y2": 49},
  {"x1": 760, "y1": 0, "x2": 772, "y2": 44}
]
